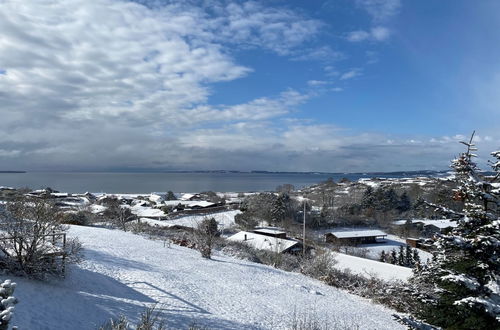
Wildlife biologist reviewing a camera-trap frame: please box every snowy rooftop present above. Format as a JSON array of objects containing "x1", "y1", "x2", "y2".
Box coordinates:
[
  {"x1": 393, "y1": 219, "x2": 457, "y2": 229},
  {"x1": 228, "y1": 231, "x2": 299, "y2": 253},
  {"x1": 190, "y1": 201, "x2": 216, "y2": 208},
  {"x1": 180, "y1": 193, "x2": 197, "y2": 200},
  {"x1": 253, "y1": 228, "x2": 287, "y2": 235},
  {"x1": 328, "y1": 229, "x2": 387, "y2": 239},
  {"x1": 130, "y1": 206, "x2": 166, "y2": 218}
]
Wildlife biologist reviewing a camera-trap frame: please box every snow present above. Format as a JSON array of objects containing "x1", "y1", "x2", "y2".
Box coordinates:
[
  {"x1": 130, "y1": 205, "x2": 166, "y2": 218},
  {"x1": 190, "y1": 201, "x2": 216, "y2": 208},
  {"x1": 12, "y1": 226, "x2": 405, "y2": 329},
  {"x1": 253, "y1": 228, "x2": 287, "y2": 236},
  {"x1": 328, "y1": 229, "x2": 387, "y2": 239},
  {"x1": 393, "y1": 219, "x2": 457, "y2": 229},
  {"x1": 228, "y1": 231, "x2": 300, "y2": 253},
  {"x1": 180, "y1": 193, "x2": 197, "y2": 200},
  {"x1": 333, "y1": 252, "x2": 413, "y2": 282},
  {"x1": 89, "y1": 204, "x2": 107, "y2": 214},
  {"x1": 143, "y1": 210, "x2": 240, "y2": 230}
]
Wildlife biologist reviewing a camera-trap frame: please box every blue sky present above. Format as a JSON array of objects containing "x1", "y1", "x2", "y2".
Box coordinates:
[{"x1": 0, "y1": 0, "x2": 499, "y2": 172}]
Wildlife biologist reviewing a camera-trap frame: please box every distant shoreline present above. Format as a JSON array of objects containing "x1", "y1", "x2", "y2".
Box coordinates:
[{"x1": 0, "y1": 171, "x2": 26, "y2": 173}]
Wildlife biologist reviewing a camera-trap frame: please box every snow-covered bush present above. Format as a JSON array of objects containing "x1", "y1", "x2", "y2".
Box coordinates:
[
  {"x1": 301, "y1": 250, "x2": 337, "y2": 279},
  {"x1": 0, "y1": 197, "x2": 82, "y2": 278},
  {"x1": 192, "y1": 217, "x2": 220, "y2": 259},
  {"x1": 99, "y1": 306, "x2": 166, "y2": 330},
  {"x1": 0, "y1": 279, "x2": 17, "y2": 330}
]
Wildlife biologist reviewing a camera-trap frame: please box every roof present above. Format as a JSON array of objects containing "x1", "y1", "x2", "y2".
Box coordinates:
[
  {"x1": 228, "y1": 231, "x2": 299, "y2": 253},
  {"x1": 253, "y1": 228, "x2": 287, "y2": 235},
  {"x1": 180, "y1": 193, "x2": 198, "y2": 200},
  {"x1": 190, "y1": 201, "x2": 216, "y2": 208},
  {"x1": 130, "y1": 206, "x2": 166, "y2": 218},
  {"x1": 393, "y1": 219, "x2": 457, "y2": 229},
  {"x1": 327, "y1": 229, "x2": 387, "y2": 239}
]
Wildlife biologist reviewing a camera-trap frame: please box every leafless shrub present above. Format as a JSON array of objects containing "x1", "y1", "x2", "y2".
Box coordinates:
[
  {"x1": 301, "y1": 250, "x2": 337, "y2": 279},
  {"x1": 102, "y1": 198, "x2": 137, "y2": 231},
  {"x1": 287, "y1": 307, "x2": 360, "y2": 330},
  {"x1": 0, "y1": 197, "x2": 81, "y2": 278}
]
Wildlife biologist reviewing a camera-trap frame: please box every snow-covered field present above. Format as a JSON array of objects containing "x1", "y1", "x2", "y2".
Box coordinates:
[
  {"x1": 333, "y1": 253, "x2": 412, "y2": 282},
  {"x1": 12, "y1": 226, "x2": 404, "y2": 329}
]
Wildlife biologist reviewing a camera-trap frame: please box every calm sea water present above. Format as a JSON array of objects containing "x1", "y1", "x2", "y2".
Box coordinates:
[{"x1": 0, "y1": 171, "x2": 438, "y2": 194}]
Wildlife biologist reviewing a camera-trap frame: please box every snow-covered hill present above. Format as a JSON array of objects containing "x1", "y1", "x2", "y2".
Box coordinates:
[{"x1": 12, "y1": 226, "x2": 404, "y2": 329}]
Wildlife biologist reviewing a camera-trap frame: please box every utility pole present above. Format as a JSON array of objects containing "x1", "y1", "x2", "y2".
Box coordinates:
[{"x1": 303, "y1": 201, "x2": 306, "y2": 256}]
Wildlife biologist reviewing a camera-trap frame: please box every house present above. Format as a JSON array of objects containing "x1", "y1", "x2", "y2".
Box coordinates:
[
  {"x1": 325, "y1": 229, "x2": 387, "y2": 245},
  {"x1": 393, "y1": 219, "x2": 457, "y2": 234},
  {"x1": 180, "y1": 193, "x2": 202, "y2": 201},
  {"x1": 189, "y1": 201, "x2": 217, "y2": 209},
  {"x1": 129, "y1": 205, "x2": 168, "y2": 220},
  {"x1": 228, "y1": 231, "x2": 301, "y2": 254}
]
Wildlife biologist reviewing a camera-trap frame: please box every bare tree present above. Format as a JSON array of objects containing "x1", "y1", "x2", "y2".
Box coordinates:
[
  {"x1": 0, "y1": 197, "x2": 81, "y2": 277},
  {"x1": 103, "y1": 198, "x2": 136, "y2": 231}
]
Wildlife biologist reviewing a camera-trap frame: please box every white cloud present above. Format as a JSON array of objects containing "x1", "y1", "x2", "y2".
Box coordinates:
[
  {"x1": 346, "y1": 26, "x2": 391, "y2": 42},
  {"x1": 307, "y1": 80, "x2": 329, "y2": 86},
  {"x1": 355, "y1": 0, "x2": 401, "y2": 22},
  {"x1": 340, "y1": 68, "x2": 363, "y2": 80}
]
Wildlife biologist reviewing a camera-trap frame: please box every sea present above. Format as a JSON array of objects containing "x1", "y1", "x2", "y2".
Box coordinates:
[{"x1": 0, "y1": 171, "x2": 447, "y2": 194}]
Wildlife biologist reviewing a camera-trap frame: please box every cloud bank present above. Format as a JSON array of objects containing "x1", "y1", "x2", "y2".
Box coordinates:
[{"x1": 0, "y1": 0, "x2": 497, "y2": 172}]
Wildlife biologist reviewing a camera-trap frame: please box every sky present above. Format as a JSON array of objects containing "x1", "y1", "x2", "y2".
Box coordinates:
[{"x1": 0, "y1": 0, "x2": 499, "y2": 172}]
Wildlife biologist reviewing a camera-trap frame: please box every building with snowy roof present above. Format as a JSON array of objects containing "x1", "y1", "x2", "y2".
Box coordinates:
[
  {"x1": 324, "y1": 229, "x2": 387, "y2": 245},
  {"x1": 228, "y1": 231, "x2": 301, "y2": 254},
  {"x1": 393, "y1": 219, "x2": 457, "y2": 234}
]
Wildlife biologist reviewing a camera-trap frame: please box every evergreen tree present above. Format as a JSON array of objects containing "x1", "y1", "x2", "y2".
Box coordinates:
[
  {"x1": 390, "y1": 249, "x2": 397, "y2": 264},
  {"x1": 165, "y1": 191, "x2": 176, "y2": 201},
  {"x1": 379, "y1": 250, "x2": 387, "y2": 263},
  {"x1": 0, "y1": 279, "x2": 17, "y2": 330},
  {"x1": 361, "y1": 186, "x2": 375, "y2": 209},
  {"x1": 397, "y1": 245, "x2": 405, "y2": 266},
  {"x1": 397, "y1": 191, "x2": 412, "y2": 213},
  {"x1": 405, "y1": 245, "x2": 413, "y2": 267},
  {"x1": 412, "y1": 249, "x2": 421, "y2": 268},
  {"x1": 271, "y1": 193, "x2": 287, "y2": 225},
  {"x1": 410, "y1": 134, "x2": 500, "y2": 329}
]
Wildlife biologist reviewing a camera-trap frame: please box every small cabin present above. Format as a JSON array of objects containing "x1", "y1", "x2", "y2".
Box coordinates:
[{"x1": 325, "y1": 229, "x2": 387, "y2": 245}]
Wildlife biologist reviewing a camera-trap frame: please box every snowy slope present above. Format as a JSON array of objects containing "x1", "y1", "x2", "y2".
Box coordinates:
[
  {"x1": 11, "y1": 226, "x2": 404, "y2": 330},
  {"x1": 333, "y1": 253, "x2": 413, "y2": 282}
]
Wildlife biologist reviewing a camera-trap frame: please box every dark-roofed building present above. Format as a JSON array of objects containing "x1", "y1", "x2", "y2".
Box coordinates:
[{"x1": 325, "y1": 229, "x2": 387, "y2": 245}]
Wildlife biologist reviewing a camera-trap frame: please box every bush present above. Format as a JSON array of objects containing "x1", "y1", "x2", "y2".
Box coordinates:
[
  {"x1": 192, "y1": 217, "x2": 220, "y2": 259},
  {"x1": 0, "y1": 279, "x2": 17, "y2": 330},
  {"x1": 61, "y1": 211, "x2": 90, "y2": 226},
  {"x1": 301, "y1": 250, "x2": 337, "y2": 279},
  {"x1": 0, "y1": 197, "x2": 82, "y2": 278}
]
